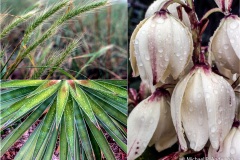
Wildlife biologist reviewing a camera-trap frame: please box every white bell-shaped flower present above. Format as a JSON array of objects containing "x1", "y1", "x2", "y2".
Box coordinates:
[
  {"x1": 208, "y1": 126, "x2": 240, "y2": 159},
  {"x1": 129, "y1": 12, "x2": 193, "y2": 91},
  {"x1": 145, "y1": 0, "x2": 191, "y2": 29},
  {"x1": 209, "y1": 15, "x2": 240, "y2": 74},
  {"x1": 171, "y1": 65, "x2": 236, "y2": 151},
  {"x1": 214, "y1": 0, "x2": 233, "y2": 13},
  {"x1": 127, "y1": 88, "x2": 177, "y2": 160}
]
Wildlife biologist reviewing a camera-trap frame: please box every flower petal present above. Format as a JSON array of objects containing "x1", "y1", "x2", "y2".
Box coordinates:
[
  {"x1": 130, "y1": 18, "x2": 149, "y2": 77},
  {"x1": 201, "y1": 70, "x2": 236, "y2": 150},
  {"x1": 181, "y1": 70, "x2": 209, "y2": 151},
  {"x1": 171, "y1": 70, "x2": 194, "y2": 151},
  {"x1": 127, "y1": 96, "x2": 161, "y2": 160},
  {"x1": 149, "y1": 96, "x2": 177, "y2": 152},
  {"x1": 209, "y1": 17, "x2": 240, "y2": 73}
]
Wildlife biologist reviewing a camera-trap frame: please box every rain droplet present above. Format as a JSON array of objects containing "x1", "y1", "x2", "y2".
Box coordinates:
[
  {"x1": 230, "y1": 21, "x2": 239, "y2": 30},
  {"x1": 134, "y1": 39, "x2": 139, "y2": 45},
  {"x1": 217, "y1": 119, "x2": 222, "y2": 124},
  {"x1": 180, "y1": 57, "x2": 184, "y2": 61},
  {"x1": 208, "y1": 108, "x2": 212, "y2": 113},
  {"x1": 211, "y1": 126, "x2": 216, "y2": 133},
  {"x1": 224, "y1": 44, "x2": 229, "y2": 49},
  {"x1": 139, "y1": 63, "x2": 143, "y2": 67},
  {"x1": 157, "y1": 18, "x2": 165, "y2": 24},
  {"x1": 183, "y1": 51, "x2": 187, "y2": 55},
  {"x1": 164, "y1": 57, "x2": 169, "y2": 62},
  {"x1": 190, "y1": 141, "x2": 196, "y2": 149},
  {"x1": 189, "y1": 99, "x2": 193, "y2": 103},
  {"x1": 176, "y1": 53, "x2": 180, "y2": 57},
  {"x1": 159, "y1": 54, "x2": 163, "y2": 57},
  {"x1": 141, "y1": 116, "x2": 145, "y2": 122},
  {"x1": 213, "y1": 89, "x2": 218, "y2": 94},
  {"x1": 205, "y1": 92, "x2": 211, "y2": 99},
  {"x1": 151, "y1": 24, "x2": 156, "y2": 28},
  {"x1": 230, "y1": 39, "x2": 235, "y2": 43},
  {"x1": 158, "y1": 49, "x2": 163, "y2": 53},
  {"x1": 230, "y1": 147, "x2": 236, "y2": 155},
  {"x1": 145, "y1": 54, "x2": 150, "y2": 60}
]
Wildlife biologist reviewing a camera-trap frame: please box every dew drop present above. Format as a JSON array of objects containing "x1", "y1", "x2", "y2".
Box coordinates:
[
  {"x1": 139, "y1": 63, "x2": 143, "y2": 67},
  {"x1": 157, "y1": 18, "x2": 165, "y2": 24},
  {"x1": 158, "y1": 49, "x2": 163, "y2": 53},
  {"x1": 159, "y1": 54, "x2": 163, "y2": 57},
  {"x1": 217, "y1": 119, "x2": 222, "y2": 124},
  {"x1": 190, "y1": 141, "x2": 196, "y2": 149},
  {"x1": 164, "y1": 57, "x2": 169, "y2": 62},
  {"x1": 230, "y1": 21, "x2": 239, "y2": 30},
  {"x1": 176, "y1": 53, "x2": 180, "y2": 57},
  {"x1": 151, "y1": 24, "x2": 156, "y2": 28},
  {"x1": 224, "y1": 44, "x2": 229, "y2": 49},
  {"x1": 134, "y1": 39, "x2": 139, "y2": 45},
  {"x1": 145, "y1": 54, "x2": 150, "y2": 60},
  {"x1": 211, "y1": 126, "x2": 216, "y2": 133},
  {"x1": 205, "y1": 92, "x2": 211, "y2": 99},
  {"x1": 230, "y1": 39, "x2": 235, "y2": 43},
  {"x1": 183, "y1": 51, "x2": 187, "y2": 55}
]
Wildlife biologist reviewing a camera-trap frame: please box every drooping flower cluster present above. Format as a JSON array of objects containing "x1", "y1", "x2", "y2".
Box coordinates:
[{"x1": 128, "y1": 0, "x2": 239, "y2": 159}]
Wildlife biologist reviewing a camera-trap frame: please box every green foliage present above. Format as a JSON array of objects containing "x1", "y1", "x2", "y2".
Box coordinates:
[
  {"x1": 0, "y1": 80, "x2": 127, "y2": 159},
  {"x1": 0, "y1": 0, "x2": 127, "y2": 79}
]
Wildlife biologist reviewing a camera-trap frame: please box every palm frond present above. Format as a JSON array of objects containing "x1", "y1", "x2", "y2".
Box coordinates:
[{"x1": 0, "y1": 79, "x2": 127, "y2": 159}]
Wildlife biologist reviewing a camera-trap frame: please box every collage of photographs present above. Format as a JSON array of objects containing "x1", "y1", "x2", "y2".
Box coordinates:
[{"x1": 0, "y1": 0, "x2": 239, "y2": 159}]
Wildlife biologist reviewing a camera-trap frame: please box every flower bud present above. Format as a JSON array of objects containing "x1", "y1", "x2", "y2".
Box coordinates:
[
  {"x1": 171, "y1": 65, "x2": 236, "y2": 151},
  {"x1": 209, "y1": 15, "x2": 240, "y2": 74},
  {"x1": 129, "y1": 12, "x2": 193, "y2": 89},
  {"x1": 208, "y1": 126, "x2": 240, "y2": 159},
  {"x1": 145, "y1": 0, "x2": 191, "y2": 29},
  {"x1": 127, "y1": 88, "x2": 176, "y2": 160},
  {"x1": 214, "y1": 0, "x2": 233, "y2": 14}
]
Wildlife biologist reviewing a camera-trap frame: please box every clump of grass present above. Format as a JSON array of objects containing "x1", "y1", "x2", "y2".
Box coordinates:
[{"x1": 1, "y1": 0, "x2": 117, "y2": 79}]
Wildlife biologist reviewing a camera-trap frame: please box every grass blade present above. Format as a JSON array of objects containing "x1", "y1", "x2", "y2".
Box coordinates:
[
  {"x1": 0, "y1": 80, "x2": 44, "y2": 88},
  {"x1": 64, "y1": 96, "x2": 75, "y2": 158},
  {"x1": 73, "y1": 100, "x2": 95, "y2": 160},
  {"x1": 60, "y1": 116, "x2": 68, "y2": 160},
  {"x1": 32, "y1": 99, "x2": 57, "y2": 159},
  {"x1": 0, "y1": 97, "x2": 53, "y2": 155},
  {"x1": 56, "y1": 81, "x2": 69, "y2": 128},
  {"x1": 84, "y1": 112, "x2": 115, "y2": 160},
  {"x1": 70, "y1": 83, "x2": 98, "y2": 127}
]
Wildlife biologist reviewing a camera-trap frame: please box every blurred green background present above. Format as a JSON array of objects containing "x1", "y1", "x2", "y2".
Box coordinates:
[{"x1": 1, "y1": 0, "x2": 128, "y2": 79}]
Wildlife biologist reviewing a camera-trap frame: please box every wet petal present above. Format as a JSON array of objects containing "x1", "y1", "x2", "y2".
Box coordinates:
[
  {"x1": 181, "y1": 70, "x2": 209, "y2": 151},
  {"x1": 171, "y1": 70, "x2": 195, "y2": 151},
  {"x1": 201, "y1": 69, "x2": 236, "y2": 150},
  {"x1": 127, "y1": 95, "x2": 161, "y2": 160}
]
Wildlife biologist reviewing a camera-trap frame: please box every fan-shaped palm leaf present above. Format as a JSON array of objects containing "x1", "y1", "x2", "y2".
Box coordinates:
[{"x1": 0, "y1": 80, "x2": 127, "y2": 159}]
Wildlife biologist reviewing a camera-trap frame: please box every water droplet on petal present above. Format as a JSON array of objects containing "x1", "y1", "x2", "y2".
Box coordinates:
[
  {"x1": 197, "y1": 93, "x2": 202, "y2": 98},
  {"x1": 134, "y1": 39, "x2": 139, "y2": 45},
  {"x1": 157, "y1": 18, "x2": 165, "y2": 24},
  {"x1": 205, "y1": 92, "x2": 210, "y2": 99},
  {"x1": 158, "y1": 49, "x2": 163, "y2": 53},
  {"x1": 230, "y1": 39, "x2": 235, "y2": 43},
  {"x1": 213, "y1": 89, "x2": 218, "y2": 94},
  {"x1": 189, "y1": 106, "x2": 194, "y2": 112},
  {"x1": 230, "y1": 21, "x2": 239, "y2": 30},
  {"x1": 211, "y1": 126, "x2": 217, "y2": 133},
  {"x1": 190, "y1": 141, "x2": 196, "y2": 149},
  {"x1": 224, "y1": 44, "x2": 229, "y2": 49},
  {"x1": 141, "y1": 116, "x2": 145, "y2": 122}
]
